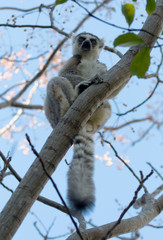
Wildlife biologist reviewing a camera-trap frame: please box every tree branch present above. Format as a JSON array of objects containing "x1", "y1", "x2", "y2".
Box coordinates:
[
  {"x1": 0, "y1": 24, "x2": 69, "y2": 37},
  {"x1": 104, "y1": 117, "x2": 163, "y2": 131},
  {"x1": 0, "y1": 0, "x2": 109, "y2": 111},
  {"x1": 25, "y1": 134, "x2": 84, "y2": 240},
  {"x1": 0, "y1": 4, "x2": 53, "y2": 13},
  {"x1": 99, "y1": 136, "x2": 148, "y2": 192},
  {"x1": 66, "y1": 194, "x2": 163, "y2": 239},
  {"x1": 0, "y1": 150, "x2": 86, "y2": 231},
  {"x1": 104, "y1": 46, "x2": 123, "y2": 58},
  {"x1": 117, "y1": 80, "x2": 159, "y2": 116},
  {"x1": 101, "y1": 171, "x2": 153, "y2": 240}
]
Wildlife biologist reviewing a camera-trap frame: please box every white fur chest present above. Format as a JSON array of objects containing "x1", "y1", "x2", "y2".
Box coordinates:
[{"x1": 77, "y1": 59, "x2": 106, "y2": 79}]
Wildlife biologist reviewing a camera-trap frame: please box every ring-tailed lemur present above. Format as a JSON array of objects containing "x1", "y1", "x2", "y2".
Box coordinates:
[{"x1": 44, "y1": 32, "x2": 111, "y2": 212}]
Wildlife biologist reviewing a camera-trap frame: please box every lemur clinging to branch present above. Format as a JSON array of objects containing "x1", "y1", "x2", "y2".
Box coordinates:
[{"x1": 44, "y1": 32, "x2": 112, "y2": 212}]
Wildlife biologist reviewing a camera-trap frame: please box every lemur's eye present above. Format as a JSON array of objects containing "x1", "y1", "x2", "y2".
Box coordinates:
[
  {"x1": 90, "y1": 38, "x2": 97, "y2": 46},
  {"x1": 78, "y1": 37, "x2": 86, "y2": 43}
]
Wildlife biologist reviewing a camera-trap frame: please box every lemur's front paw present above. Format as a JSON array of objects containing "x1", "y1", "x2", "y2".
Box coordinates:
[
  {"x1": 76, "y1": 81, "x2": 90, "y2": 94},
  {"x1": 77, "y1": 75, "x2": 104, "y2": 94},
  {"x1": 90, "y1": 74, "x2": 104, "y2": 84}
]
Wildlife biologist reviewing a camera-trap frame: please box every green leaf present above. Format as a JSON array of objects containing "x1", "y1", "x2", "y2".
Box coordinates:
[
  {"x1": 56, "y1": 0, "x2": 67, "y2": 5},
  {"x1": 114, "y1": 33, "x2": 144, "y2": 47},
  {"x1": 122, "y1": 4, "x2": 135, "y2": 26},
  {"x1": 130, "y1": 47, "x2": 150, "y2": 78},
  {"x1": 146, "y1": 0, "x2": 156, "y2": 15}
]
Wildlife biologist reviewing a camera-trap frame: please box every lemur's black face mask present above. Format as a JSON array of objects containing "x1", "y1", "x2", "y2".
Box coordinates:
[
  {"x1": 77, "y1": 34, "x2": 98, "y2": 53},
  {"x1": 81, "y1": 40, "x2": 91, "y2": 51}
]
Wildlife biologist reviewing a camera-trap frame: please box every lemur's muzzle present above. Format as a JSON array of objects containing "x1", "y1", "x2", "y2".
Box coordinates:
[{"x1": 81, "y1": 40, "x2": 91, "y2": 51}]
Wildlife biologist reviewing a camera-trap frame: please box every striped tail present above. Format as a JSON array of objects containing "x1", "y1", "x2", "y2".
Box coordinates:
[{"x1": 67, "y1": 128, "x2": 95, "y2": 213}]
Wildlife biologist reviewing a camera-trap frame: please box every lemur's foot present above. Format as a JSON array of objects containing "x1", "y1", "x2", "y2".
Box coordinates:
[{"x1": 77, "y1": 74, "x2": 104, "y2": 94}]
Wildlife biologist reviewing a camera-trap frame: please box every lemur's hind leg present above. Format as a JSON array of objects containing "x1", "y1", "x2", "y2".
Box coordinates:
[
  {"x1": 44, "y1": 77, "x2": 76, "y2": 128},
  {"x1": 87, "y1": 101, "x2": 111, "y2": 133}
]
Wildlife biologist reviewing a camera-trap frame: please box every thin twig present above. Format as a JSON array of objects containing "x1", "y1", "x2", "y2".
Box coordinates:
[
  {"x1": 0, "y1": 156, "x2": 11, "y2": 183},
  {"x1": 25, "y1": 134, "x2": 84, "y2": 240},
  {"x1": 132, "y1": 123, "x2": 155, "y2": 146},
  {"x1": 0, "y1": 0, "x2": 107, "y2": 111},
  {"x1": 101, "y1": 170, "x2": 153, "y2": 240},
  {"x1": 99, "y1": 134, "x2": 148, "y2": 193},
  {"x1": 104, "y1": 117, "x2": 163, "y2": 131},
  {"x1": 72, "y1": 0, "x2": 163, "y2": 41},
  {"x1": 117, "y1": 81, "x2": 159, "y2": 116},
  {"x1": 0, "y1": 4, "x2": 53, "y2": 13},
  {"x1": 104, "y1": 46, "x2": 123, "y2": 58},
  {"x1": 147, "y1": 162, "x2": 163, "y2": 181},
  {"x1": 148, "y1": 224, "x2": 163, "y2": 229},
  {"x1": 0, "y1": 24, "x2": 69, "y2": 37},
  {"x1": 0, "y1": 151, "x2": 22, "y2": 182},
  {"x1": 0, "y1": 182, "x2": 13, "y2": 193},
  {"x1": 0, "y1": 150, "x2": 86, "y2": 231}
]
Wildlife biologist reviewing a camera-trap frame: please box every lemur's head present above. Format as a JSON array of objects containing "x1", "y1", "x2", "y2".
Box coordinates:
[{"x1": 72, "y1": 32, "x2": 104, "y2": 60}]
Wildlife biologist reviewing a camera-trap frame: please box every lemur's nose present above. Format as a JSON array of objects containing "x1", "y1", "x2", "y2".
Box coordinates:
[{"x1": 81, "y1": 40, "x2": 91, "y2": 51}]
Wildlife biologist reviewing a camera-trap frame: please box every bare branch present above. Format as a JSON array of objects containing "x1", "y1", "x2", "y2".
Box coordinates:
[
  {"x1": 116, "y1": 231, "x2": 140, "y2": 240},
  {"x1": 10, "y1": 102, "x2": 43, "y2": 110},
  {"x1": 148, "y1": 224, "x2": 163, "y2": 229},
  {"x1": 0, "y1": 156, "x2": 11, "y2": 183},
  {"x1": 132, "y1": 123, "x2": 155, "y2": 146},
  {"x1": 147, "y1": 162, "x2": 163, "y2": 181},
  {"x1": 0, "y1": 150, "x2": 86, "y2": 231},
  {"x1": 0, "y1": 4, "x2": 53, "y2": 13},
  {"x1": 104, "y1": 117, "x2": 163, "y2": 132},
  {"x1": 0, "y1": 82, "x2": 39, "y2": 135},
  {"x1": 72, "y1": 0, "x2": 163, "y2": 41},
  {"x1": 104, "y1": 46, "x2": 123, "y2": 58},
  {"x1": 0, "y1": 81, "x2": 26, "y2": 98},
  {"x1": 0, "y1": 24, "x2": 69, "y2": 37},
  {"x1": 101, "y1": 170, "x2": 153, "y2": 240},
  {"x1": 38, "y1": 196, "x2": 86, "y2": 231},
  {"x1": 99, "y1": 134, "x2": 148, "y2": 192},
  {"x1": 0, "y1": 108, "x2": 23, "y2": 136},
  {"x1": 151, "y1": 185, "x2": 163, "y2": 198},
  {"x1": 0, "y1": 182, "x2": 13, "y2": 193},
  {"x1": 134, "y1": 185, "x2": 163, "y2": 210},
  {"x1": 33, "y1": 220, "x2": 70, "y2": 239},
  {"x1": 0, "y1": 0, "x2": 107, "y2": 111},
  {"x1": 67, "y1": 193, "x2": 163, "y2": 240},
  {"x1": 26, "y1": 133, "x2": 84, "y2": 240},
  {"x1": 117, "y1": 81, "x2": 159, "y2": 117},
  {"x1": 0, "y1": 151, "x2": 22, "y2": 182}
]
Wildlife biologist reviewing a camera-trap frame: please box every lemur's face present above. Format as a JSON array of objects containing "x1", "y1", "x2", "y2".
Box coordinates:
[
  {"x1": 72, "y1": 32, "x2": 104, "y2": 60},
  {"x1": 77, "y1": 35, "x2": 98, "y2": 51}
]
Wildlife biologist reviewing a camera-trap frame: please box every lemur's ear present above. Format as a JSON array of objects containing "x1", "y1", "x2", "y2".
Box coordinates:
[{"x1": 99, "y1": 38, "x2": 105, "y2": 48}]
